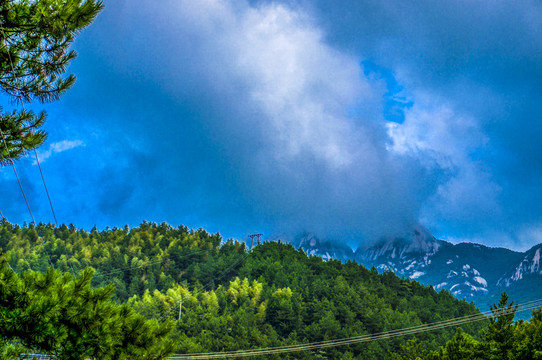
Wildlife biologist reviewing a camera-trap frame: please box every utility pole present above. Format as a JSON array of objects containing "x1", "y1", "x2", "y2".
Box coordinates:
[
  {"x1": 248, "y1": 233, "x2": 263, "y2": 250},
  {"x1": 179, "y1": 293, "x2": 189, "y2": 320}
]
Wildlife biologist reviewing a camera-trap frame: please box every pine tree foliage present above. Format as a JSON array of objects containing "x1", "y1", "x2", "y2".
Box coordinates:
[
  {"x1": 3, "y1": 221, "x2": 542, "y2": 359},
  {"x1": 0, "y1": 107, "x2": 45, "y2": 163},
  {"x1": 422, "y1": 293, "x2": 542, "y2": 360},
  {"x1": 0, "y1": 221, "x2": 489, "y2": 359},
  {"x1": 480, "y1": 292, "x2": 518, "y2": 359},
  {"x1": 0, "y1": 0, "x2": 103, "y2": 162},
  {"x1": 0, "y1": 256, "x2": 175, "y2": 360}
]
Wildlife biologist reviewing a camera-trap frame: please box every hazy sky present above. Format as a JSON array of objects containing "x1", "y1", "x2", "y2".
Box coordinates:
[{"x1": 1, "y1": 0, "x2": 542, "y2": 250}]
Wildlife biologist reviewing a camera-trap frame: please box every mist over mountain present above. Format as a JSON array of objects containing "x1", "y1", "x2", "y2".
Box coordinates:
[
  {"x1": 1, "y1": 0, "x2": 541, "y2": 252},
  {"x1": 1, "y1": 220, "x2": 490, "y2": 359},
  {"x1": 290, "y1": 225, "x2": 542, "y2": 314}
]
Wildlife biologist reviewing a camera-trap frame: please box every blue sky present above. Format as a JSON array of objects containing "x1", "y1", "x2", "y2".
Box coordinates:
[{"x1": 1, "y1": 0, "x2": 542, "y2": 250}]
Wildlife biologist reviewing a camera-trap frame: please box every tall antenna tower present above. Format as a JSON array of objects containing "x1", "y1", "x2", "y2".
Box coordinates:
[{"x1": 248, "y1": 233, "x2": 263, "y2": 250}]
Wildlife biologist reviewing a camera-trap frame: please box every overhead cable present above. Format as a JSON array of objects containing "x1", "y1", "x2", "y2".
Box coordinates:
[
  {"x1": 0, "y1": 127, "x2": 36, "y2": 226},
  {"x1": 0, "y1": 23, "x2": 58, "y2": 226},
  {"x1": 168, "y1": 298, "x2": 542, "y2": 359}
]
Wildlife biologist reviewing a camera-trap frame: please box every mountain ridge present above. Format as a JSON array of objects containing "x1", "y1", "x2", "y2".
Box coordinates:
[{"x1": 290, "y1": 227, "x2": 540, "y2": 313}]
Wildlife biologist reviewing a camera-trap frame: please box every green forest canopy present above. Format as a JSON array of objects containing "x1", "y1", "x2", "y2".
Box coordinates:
[{"x1": 3, "y1": 221, "x2": 541, "y2": 359}]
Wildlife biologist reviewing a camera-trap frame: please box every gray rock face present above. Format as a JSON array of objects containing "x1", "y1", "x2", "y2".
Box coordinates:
[{"x1": 293, "y1": 227, "x2": 541, "y2": 313}]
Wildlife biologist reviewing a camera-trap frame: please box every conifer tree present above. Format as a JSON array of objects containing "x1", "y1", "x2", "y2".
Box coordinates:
[
  {"x1": 0, "y1": 257, "x2": 175, "y2": 359},
  {"x1": 481, "y1": 292, "x2": 518, "y2": 359},
  {"x1": 0, "y1": 0, "x2": 103, "y2": 163}
]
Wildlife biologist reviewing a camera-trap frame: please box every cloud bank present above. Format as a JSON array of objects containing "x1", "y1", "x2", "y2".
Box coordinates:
[
  {"x1": 67, "y1": 0, "x2": 434, "y2": 242},
  {"x1": 2, "y1": 0, "x2": 541, "y2": 250}
]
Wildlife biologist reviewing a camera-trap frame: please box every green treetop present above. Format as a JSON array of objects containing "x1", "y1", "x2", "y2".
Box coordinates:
[{"x1": 0, "y1": 256, "x2": 175, "y2": 360}]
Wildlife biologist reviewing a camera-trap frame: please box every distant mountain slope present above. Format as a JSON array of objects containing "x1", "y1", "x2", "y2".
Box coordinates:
[
  {"x1": 294, "y1": 227, "x2": 539, "y2": 313},
  {"x1": 494, "y1": 243, "x2": 542, "y2": 313},
  {"x1": 0, "y1": 221, "x2": 486, "y2": 359},
  {"x1": 498, "y1": 243, "x2": 542, "y2": 286}
]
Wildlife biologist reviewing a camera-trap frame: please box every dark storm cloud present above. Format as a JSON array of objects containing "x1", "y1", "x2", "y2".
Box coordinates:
[
  {"x1": 43, "y1": 0, "x2": 442, "y2": 242},
  {"x1": 281, "y1": 0, "x2": 542, "y2": 247},
  {"x1": 3, "y1": 0, "x2": 541, "y2": 249}
]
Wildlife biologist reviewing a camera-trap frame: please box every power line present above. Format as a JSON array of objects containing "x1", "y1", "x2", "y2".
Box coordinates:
[
  {"x1": 153, "y1": 237, "x2": 255, "y2": 325},
  {"x1": 198, "y1": 249, "x2": 252, "y2": 294},
  {"x1": 0, "y1": 23, "x2": 58, "y2": 226},
  {"x1": 33, "y1": 148, "x2": 57, "y2": 225},
  {"x1": 92, "y1": 249, "x2": 207, "y2": 280},
  {"x1": 3, "y1": 223, "x2": 248, "y2": 286},
  {"x1": 157, "y1": 237, "x2": 254, "y2": 298},
  {"x1": 160, "y1": 239, "x2": 254, "y2": 331},
  {"x1": 0, "y1": 23, "x2": 60, "y2": 274},
  {"x1": 81, "y1": 238, "x2": 251, "y2": 302},
  {"x1": 4, "y1": 222, "x2": 540, "y2": 358},
  {"x1": 0, "y1": 126, "x2": 36, "y2": 226},
  {"x1": 4, "y1": 229, "x2": 212, "y2": 278},
  {"x1": 169, "y1": 298, "x2": 542, "y2": 359}
]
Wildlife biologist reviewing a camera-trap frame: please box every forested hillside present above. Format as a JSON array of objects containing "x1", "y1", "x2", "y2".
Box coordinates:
[{"x1": 4, "y1": 221, "x2": 540, "y2": 359}]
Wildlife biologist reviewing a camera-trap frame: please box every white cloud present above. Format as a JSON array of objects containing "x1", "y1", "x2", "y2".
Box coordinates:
[
  {"x1": 387, "y1": 97, "x2": 502, "y2": 233},
  {"x1": 127, "y1": 0, "x2": 418, "y2": 239},
  {"x1": 100, "y1": 0, "x2": 502, "y2": 241},
  {"x1": 387, "y1": 100, "x2": 487, "y2": 167},
  {"x1": 34, "y1": 140, "x2": 85, "y2": 164},
  {"x1": 159, "y1": 0, "x2": 378, "y2": 170},
  {"x1": 232, "y1": 4, "x2": 372, "y2": 168}
]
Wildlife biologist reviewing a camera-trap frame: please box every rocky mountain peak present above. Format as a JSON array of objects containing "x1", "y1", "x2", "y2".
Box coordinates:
[
  {"x1": 290, "y1": 225, "x2": 541, "y2": 314},
  {"x1": 356, "y1": 224, "x2": 441, "y2": 262},
  {"x1": 498, "y1": 244, "x2": 542, "y2": 287},
  {"x1": 292, "y1": 232, "x2": 354, "y2": 261}
]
